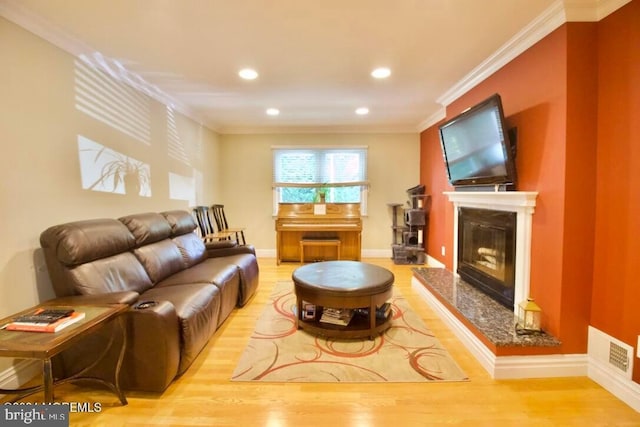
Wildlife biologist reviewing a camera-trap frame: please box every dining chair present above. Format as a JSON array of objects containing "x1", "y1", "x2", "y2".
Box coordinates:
[
  {"x1": 192, "y1": 206, "x2": 234, "y2": 242},
  {"x1": 211, "y1": 204, "x2": 246, "y2": 245}
]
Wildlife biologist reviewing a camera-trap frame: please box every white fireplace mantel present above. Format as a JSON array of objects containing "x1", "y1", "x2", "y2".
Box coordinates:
[{"x1": 444, "y1": 191, "x2": 538, "y2": 311}]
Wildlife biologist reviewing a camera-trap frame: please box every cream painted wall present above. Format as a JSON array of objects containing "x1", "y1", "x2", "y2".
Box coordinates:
[
  {"x1": 0, "y1": 18, "x2": 220, "y2": 374},
  {"x1": 218, "y1": 133, "x2": 421, "y2": 256},
  {"x1": 0, "y1": 16, "x2": 420, "y2": 379}
]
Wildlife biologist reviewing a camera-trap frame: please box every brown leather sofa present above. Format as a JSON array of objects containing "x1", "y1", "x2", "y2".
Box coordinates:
[{"x1": 39, "y1": 210, "x2": 259, "y2": 392}]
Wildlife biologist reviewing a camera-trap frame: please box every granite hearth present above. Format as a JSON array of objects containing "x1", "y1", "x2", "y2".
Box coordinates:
[{"x1": 412, "y1": 267, "x2": 560, "y2": 352}]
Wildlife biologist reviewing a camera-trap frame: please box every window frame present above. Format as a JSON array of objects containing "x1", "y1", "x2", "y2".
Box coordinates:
[{"x1": 272, "y1": 145, "x2": 369, "y2": 215}]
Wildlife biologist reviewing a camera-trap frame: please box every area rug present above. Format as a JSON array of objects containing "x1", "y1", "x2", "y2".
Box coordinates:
[{"x1": 231, "y1": 281, "x2": 468, "y2": 382}]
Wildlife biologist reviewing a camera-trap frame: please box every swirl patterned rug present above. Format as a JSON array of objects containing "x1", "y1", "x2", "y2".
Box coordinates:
[{"x1": 231, "y1": 281, "x2": 468, "y2": 383}]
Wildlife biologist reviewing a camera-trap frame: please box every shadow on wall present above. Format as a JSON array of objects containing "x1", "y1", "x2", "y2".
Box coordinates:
[
  {"x1": 33, "y1": 248, "x2": 56, "y2": 303},
  {"x1": 0, "y1": 249, "x2": 56, "y2": 316},
  {"x1": 505, "y1": 101, "x2": 550, "y2": 191}
]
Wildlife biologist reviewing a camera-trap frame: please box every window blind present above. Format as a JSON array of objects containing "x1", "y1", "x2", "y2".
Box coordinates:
[{"x1": 272, "y1": 147, "x2": 368, "y2": 189}]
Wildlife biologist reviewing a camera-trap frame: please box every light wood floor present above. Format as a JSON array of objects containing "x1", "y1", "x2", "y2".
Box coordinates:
[{"x1": 14, "y1": 258, "x2": 640, "y2": 426}]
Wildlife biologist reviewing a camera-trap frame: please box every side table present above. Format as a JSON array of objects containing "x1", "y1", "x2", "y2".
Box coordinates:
[{"x1": 0, "y1": 303, "x2": 128, "y2": 405}]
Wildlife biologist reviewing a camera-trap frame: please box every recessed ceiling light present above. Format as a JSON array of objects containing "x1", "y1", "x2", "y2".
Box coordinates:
[
  {"x1": 371, "y1": 67, "x2": 391, "y2": 79},
  {"x1": 238, "y1": 68, "x2": 258, "y2": 80},
  {"x1": 266, "y1": 108, "x2": 280, "y2": 116},
  {"x1": 355, "y1": 107, "x2": 369, "y2": 115}
]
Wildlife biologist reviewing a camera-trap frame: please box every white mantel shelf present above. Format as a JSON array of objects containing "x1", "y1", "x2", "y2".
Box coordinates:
[
  {"x1": 444, "y1": 190, "x2": 538, "y2": 312},
  {"x1": 443, "y1": 191, "x2": 538, "y2": 211}
]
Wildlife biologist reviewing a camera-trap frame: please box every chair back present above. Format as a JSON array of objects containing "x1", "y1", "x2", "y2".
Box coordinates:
[
  {"x1": 211, "y1": 204, "x2": 228, "y2": 231},
  {"x1": 211, "y1": 204, "x2": 246, "y2": 245},
  {"x1": 192, "y1": 206, "x2": 216, "y2": 238}
]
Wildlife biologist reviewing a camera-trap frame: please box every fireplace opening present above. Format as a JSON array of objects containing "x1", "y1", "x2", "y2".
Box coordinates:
[{"x1": 457, "y1": 207, "x2": 516, "y2": 310}]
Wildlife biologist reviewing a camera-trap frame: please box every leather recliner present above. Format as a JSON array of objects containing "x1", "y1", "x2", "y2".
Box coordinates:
[{"x1": 39, "y1": 210, "x2": 259, "y2": 392}]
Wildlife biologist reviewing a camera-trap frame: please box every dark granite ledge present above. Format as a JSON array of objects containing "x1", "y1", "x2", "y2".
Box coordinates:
[{"x1": 412, "y1": 267, "x2": 561, "y2": 348}]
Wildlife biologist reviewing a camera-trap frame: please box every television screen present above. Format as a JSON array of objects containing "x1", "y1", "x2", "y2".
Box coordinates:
[{"x1": 439, "y1": 94, "x2": 516, "y2": 188}]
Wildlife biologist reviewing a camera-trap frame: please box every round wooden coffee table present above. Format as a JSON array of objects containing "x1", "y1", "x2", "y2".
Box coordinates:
[{"x1": 292, "y1": 261, "x2": 394, "y2": 339}]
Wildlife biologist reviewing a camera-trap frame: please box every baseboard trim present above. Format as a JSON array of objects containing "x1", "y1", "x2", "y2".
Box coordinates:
[
  {"x1": 412, "y1": 275, "x2": 640, "y2": 412},
  {"x1": 411, "y1": 276, "x2": 588, "y2": 379},
  {"x1": 588, "y1": 331, "x2": 640, "y2": 412},
  {"x1": 0, "y1": 359, "x2": 40, "y2": 391},
  {"x1": 426, "y1": 254, "x2": 445, "y2": 268},
  {"x1": 257, "y1": 249, "x2": 396, "y2": 261}
]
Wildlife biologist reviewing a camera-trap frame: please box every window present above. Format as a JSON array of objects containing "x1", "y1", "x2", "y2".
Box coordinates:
[{"x1": 272, "y1": 146, "x2": 368, "y2": 214}]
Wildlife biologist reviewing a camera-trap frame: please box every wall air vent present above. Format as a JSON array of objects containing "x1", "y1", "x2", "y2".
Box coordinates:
[
  {"x1": 588, "y1": 326, "x2": 633, "y2": 380},
  {"x1": 609, "y1": 341, "x2": 630, "y2": 373}
]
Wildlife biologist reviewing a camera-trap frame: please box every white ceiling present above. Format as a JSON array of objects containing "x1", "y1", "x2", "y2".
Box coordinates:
[{"x1": 0, "y1": 0, "x2": 624, "y2": 134}]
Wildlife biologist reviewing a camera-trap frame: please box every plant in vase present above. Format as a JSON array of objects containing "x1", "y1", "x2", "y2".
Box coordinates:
[{"x1": 315, "y1": 185, "x2": 329, "y2": 203}]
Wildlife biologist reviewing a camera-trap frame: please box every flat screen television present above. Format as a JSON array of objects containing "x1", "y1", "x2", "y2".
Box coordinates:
[{"x1": 439, "y1": 93, "x2": 516, "y2": 188}]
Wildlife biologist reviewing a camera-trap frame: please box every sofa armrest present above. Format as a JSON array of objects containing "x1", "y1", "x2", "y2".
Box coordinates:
[
  {"x1": 206, "y1": 244, "x2": 256, "y2": 258},
  {"x1": 121, "y1": 300, "x2": 181, "y2": 392},
  {"x1": 204, "y1": 240, "x2": 238, "y2": 250},
  {"x1": 43, "y1": 291, "x2": 141, "y2": 306}
]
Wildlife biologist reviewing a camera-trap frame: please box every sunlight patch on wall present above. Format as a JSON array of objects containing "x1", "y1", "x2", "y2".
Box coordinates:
[
  {"x1": 78, "y1": 135, "x2": 152, "y2": 197},
  {"x1": 167, "y1": 106, "x2": 191, "y2": 165},
  {"x1": 169, "y1": 172, "x2": 196, "y2": 205},
  {"x1": 75, "y1": 54, "x2": 151, "y2": 144}
]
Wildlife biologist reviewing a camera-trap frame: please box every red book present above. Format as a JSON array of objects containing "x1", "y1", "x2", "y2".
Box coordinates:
[{"x1": 6, "y1": 311, "x2": 86, "y2": 333}]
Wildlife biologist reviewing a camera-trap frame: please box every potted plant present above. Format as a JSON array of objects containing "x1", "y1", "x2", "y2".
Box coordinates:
[{"x1": 315, "y1": 184, "x2": 329, "y2": 203}]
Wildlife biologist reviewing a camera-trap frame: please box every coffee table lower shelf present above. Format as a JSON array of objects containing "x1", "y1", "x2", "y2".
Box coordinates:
[{"x1": 297, "y1": 309, "x2": 392, "y2": 339}]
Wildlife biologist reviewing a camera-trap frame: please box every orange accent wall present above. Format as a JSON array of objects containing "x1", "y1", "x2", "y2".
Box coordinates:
[
  {"x1": 420, "y1": 124, "x2": 453, "y2": 270},
  {"x1": 420, "y1": 14, "x2": 618, "y2": 355},
  {"x1": 592, "y1": 0, "x2": 640, "y2": 380}
]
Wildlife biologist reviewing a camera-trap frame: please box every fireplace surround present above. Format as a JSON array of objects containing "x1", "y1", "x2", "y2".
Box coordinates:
[{"x1": 444, "y1": 191, "x2": 537, "y2": 312}]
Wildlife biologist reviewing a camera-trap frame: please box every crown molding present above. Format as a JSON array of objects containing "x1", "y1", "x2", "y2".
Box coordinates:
[
  {"x1": 428, "y1": 0, "x2": 632, "y2": 119},
  {"x1": 435, "y1": 0, "x2": 567, "y2": 108},
  {"x1": 3, "y1": 0, "x2": 631, "y2": 136},
  {"x1": 217, "y1": 124, "x2": 420, "y2": 135},
  {"x1": 0, "y1": 0, "x2": 92, "y2": 56},
  {"x1": 564, "y1": 0, "x2": 632, "y2": 21},
  {"x1": 0, "y1": 0, "x2": 209, "y2": 131},
  {"x1": 417, "y1": 107, "x2": 446, "y2": 132}
]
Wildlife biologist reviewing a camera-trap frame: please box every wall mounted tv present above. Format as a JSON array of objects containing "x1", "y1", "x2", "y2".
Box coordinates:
[{"x1": 439, "y1": 93, "x2": 517, "y2": 189}]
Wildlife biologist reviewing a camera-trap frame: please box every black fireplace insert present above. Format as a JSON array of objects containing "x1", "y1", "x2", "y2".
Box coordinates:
[{"x1": 457, "y1": 207, "x2": 516, "y2": 309}]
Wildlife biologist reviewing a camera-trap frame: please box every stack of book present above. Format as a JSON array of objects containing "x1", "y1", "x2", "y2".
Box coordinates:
[
  {"x1": 3, "y1": 308, "x2": 85, "y2": 333},
  {"x1": 354, "y1": 302, "x2": 392, "y2": 321},
  {"x1": 319, "y1": 308, "x2": 354, "y2": 326},
  {"x1": 376, "y1": 302, "x2": 392, "y2": 320}
]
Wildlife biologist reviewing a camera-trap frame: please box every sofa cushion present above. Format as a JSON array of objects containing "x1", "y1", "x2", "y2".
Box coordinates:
[
  {"x1": 40, "y1": 219, "x2": 150, "y2": 296},
  {"x1": 161, "y1": 210, "x2": 198, "y2": 237},
  {"x1": 68, "y1": 252, "x2": 153, "y2": 295},
  {"x1": 155, "y1": 258, "x2": 240, "y2": 326},
  {"x1": 41, "y1": 219, "x2": 136, "y2": 266},
  {"x1": 172, "y1": 232, "x2": 207, "y2": 267},
  {"x1": 119, "y1": 212, "x2": 172, "y2": 246},
  {"x1": 140, "y1": 283, "x2": 221, "y2": 374},
  {"x1": 220, "y1": 253, "x2": 260, "y2": 306},
  {"x1": 133, "y1": 240, "x2": 186, "y2": 284}
]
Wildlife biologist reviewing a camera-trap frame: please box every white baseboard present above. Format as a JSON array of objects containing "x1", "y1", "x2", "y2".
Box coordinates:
[
  {"x1": 256, "y1": 249, "x2": 276, "y2": 259},
  {"x1": 588, "y1": 327, "x2": 640, "y2": 412},
  {"x1": 411, "y1": 277, "x2": 587, "y2": 379},
  {"x1": 494, "y1": 353, "x2": 588, "y2": 379},
  {"x1": 361, "y1": 249, "x2": 392, "y2": 258},
  {"x1": 412, "y1": 276, "x2": 640, "y2": 412},
  {"x1": 426, "y1": 254, "x2": 445, "y2": 268},
  {"x1": 0, "y1": 359, "x2": 40, "y2": 391},
  {"x1": 256, "y1": 249, "x2": 395, "y2": 260}
]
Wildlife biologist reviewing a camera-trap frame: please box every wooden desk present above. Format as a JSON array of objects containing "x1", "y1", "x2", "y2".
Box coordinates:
[
  {"x1": 276, "y1": 203, "x2": 362, "y2": 264},
  {"x1": 0, "y1": 304, "x2": 128, "y2": 404}
]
